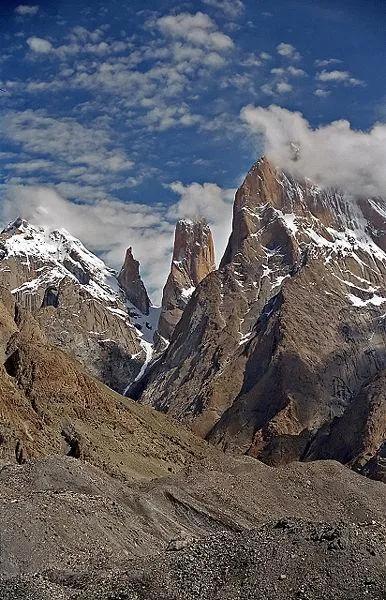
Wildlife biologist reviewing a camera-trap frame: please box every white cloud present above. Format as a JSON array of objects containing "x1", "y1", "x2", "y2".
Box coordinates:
[
  {"x1": 316, "y1": 69, "x2": 364, "y2": 86},
  {"x1": 0, "y1": 110, "x2": 135, "y2": 205},
  {"x1": 15, "y1": 5, "x2": 39, "y2": 16},
  {"x1": 1, "y1": 110, "x2": 133, "y2": 174},
  {"x1": 314, "y1": 58, "x2": 342, "y2": 68},
  {"x1": 202, "y1": 0, "x2": 245, "y2": 19},
  {"x1": 287, "y1": 66, "x2": 306, "y2": 77},
  {"x1": 1, "y1": 180, "x2": 236, "y2": 303},
  {"x1": 168, "y1": 181, "x2": 235, "y2": 261},
  {"x1": 26, "y1": 27, "x2": 132, "y2": 59},
  {"x1": 276, "y1": 42, "x2": 301, "y2": 61},
  {"x1": 314, "y1": 88, "x2": 331, "y2": 98},
  {"x1": 271, "y1": 66, "x2": 306, "y2": 77},
  {"x1": 142, "y1": 104, "x2": 202, "y2": 131},
  {"x1": 276, "y1": 81, "x2": 293, "y2": 94},
  {"x1": 241, "y1": 104, "x2": 386, "y2": 198},
  {"x1": 154, "y1": 12, "x2": 234, "y2": 50},
  {"x1": 27, "y1": 36, "x2": 53, "y2": 53}
]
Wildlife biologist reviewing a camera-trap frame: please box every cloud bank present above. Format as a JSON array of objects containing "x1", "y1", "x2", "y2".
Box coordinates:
[
  {"x1": 241, "y1": 104, "x2": 386, "y2": 198},
  {"x1": 1, "y1": 182, "x2": 235, "y2": 304}
]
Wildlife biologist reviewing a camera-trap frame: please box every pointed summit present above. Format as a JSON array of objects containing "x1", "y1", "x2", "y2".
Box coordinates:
[
  {"x1": 157, "y1": 218, "x2": 216, "y2": 340},
  {"x1": 118, "y1": 247, "x2": 150, "y2": 315},
  {"x1": 2, "y1": 216, "x2": 29, "y2": 234}
]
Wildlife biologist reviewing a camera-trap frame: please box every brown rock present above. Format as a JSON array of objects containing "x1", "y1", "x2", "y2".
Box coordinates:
[
  {"x1": 0, "y1": 287, "x2": 212, "y2": 480},
  {"x1": 137, "y1": 157, "x2": 386, "y2": 478},
  {"x1": 118, "y1": 247, "x2": 150, "y2": 315},
  {"x1": 0, "y1": 220, "x2": 144, "y2": 394},
  {"x1": 158, "y1": 218, "x2": 216, "y2": 340}
]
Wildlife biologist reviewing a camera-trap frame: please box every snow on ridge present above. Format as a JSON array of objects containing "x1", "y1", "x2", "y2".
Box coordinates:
[
  {"x1": 181, "y1": 286, "x2": 195, "y2": 301},
  {"x1": 2, "y1": 219, "x2": 122, "y2": 305},
  {"x1": 347, "y1": 293, "x2": 386, "y2": 308}
]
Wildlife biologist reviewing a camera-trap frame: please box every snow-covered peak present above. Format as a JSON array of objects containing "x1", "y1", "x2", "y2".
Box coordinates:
[{"x1": 1, "y1": 218, "x2": 120, "y2": 304}]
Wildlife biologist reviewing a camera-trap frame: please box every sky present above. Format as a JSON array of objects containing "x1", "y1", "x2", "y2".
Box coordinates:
[{"x1": 0, "y1": 0, "x2": 385, "y2": 302}]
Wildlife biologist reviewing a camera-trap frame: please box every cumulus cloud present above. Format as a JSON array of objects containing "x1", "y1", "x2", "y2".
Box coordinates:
[
  {"x1": 142, "y1": 104, "x2": 202, "y2": 131},
  {"x1": 26, "y1": 27, "x2": 131, "y2": 59},
  {"x1": 15, "y1": 4, "x2": 39, "y2": 16},
  {"x1": 27, "y1": 36, "x2": 53, "y2": 53},
  {"x1": 316, "y1": 69, "x2": 364, "y2": 86},
  {"x1": 154, "y1": 12, "x2": 234, "y2": 50},
  {"x1": 276, "y1": 81, "x2": 293, "y2": 94},
  {"x1": 1, "y1": 180, "x2": 236, "y2": 303},
  {"x1": 1, "y1": 186, "x2": 174, "y2": 302},
  {"x1": 202, "y1": 0, "x2": 245, "y2": 19},
  {"x1": 241, "y1": 104, "x2": 386, "y2": 198},
  {"x1": 276, "y1": 43, "x2": 301, "y2": 61}
]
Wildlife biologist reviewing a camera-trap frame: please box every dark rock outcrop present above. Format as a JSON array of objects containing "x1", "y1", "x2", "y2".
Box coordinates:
[{"x1": 118, "y1": 247, "x2": 150, "y2": 315}]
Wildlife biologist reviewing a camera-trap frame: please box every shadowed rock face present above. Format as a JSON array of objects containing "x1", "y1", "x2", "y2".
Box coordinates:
[
  {"x1": 157, "y1": 218, "x2": 216, "y2": 340},
  {"x1": 118, "y1": 247, "x2": 150, "y2": 315},
  {"x1": 136, "y1": 157, "x2": 386, "y2": 480}
]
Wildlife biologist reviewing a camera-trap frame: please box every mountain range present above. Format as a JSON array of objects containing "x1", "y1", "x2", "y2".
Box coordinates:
[{"x1": 0, "y1": 156, "x2": 385, "y2": 598}]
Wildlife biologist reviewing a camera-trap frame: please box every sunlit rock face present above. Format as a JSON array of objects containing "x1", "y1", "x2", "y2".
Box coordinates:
[
  {"x1": 0, "y1": 218, "x2": 146, "y2": 393},
  {"x1": 136, "y1": 157, "x2": 386, "y2": 479},
  {"x1": 157, "y1": 218, "x2": 216, "y2": 341}
]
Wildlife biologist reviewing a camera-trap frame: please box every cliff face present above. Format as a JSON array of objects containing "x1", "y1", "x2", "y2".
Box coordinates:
[
  {"x1": 136, "y1": 157, "x2": 386, "y2": 480},
  {"x1": 118, "y1": 247, "x2": 150, "y2": 315},
  {"x1": 157, "y1": 218, "x2": 216, "y2": 340},
  {"x1": 0, "y1": 219, "x2": 149, "y2": 394}
]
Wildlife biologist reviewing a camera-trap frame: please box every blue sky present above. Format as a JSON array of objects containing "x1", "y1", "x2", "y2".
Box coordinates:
[{"x1": 0, "y1": 0, "x2": 385, "y2": 300}]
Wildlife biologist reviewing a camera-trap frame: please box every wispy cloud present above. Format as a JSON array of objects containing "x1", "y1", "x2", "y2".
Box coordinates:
[
  {"x1": 0, "y1": 110, "x2": 135, "y2": 202},
  {"x1": 202, "y1": 0, "x2": 245, "y2": 19},
  {"x1": 314, "y1": 58, "x2": 342, "y2": 68},
  {"x1": 314, "y1": 88, "x2": 331, "y2": 98},
  {"x1": 15, "y1": 4, "x2": 39, "y2": 16}
]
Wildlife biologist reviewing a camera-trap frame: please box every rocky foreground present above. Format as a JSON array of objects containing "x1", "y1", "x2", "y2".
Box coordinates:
[{"x1": 0, "y1": 455, "x2": 385, "y2": 599}]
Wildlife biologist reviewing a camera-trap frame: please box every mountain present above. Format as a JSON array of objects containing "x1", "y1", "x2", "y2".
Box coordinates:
[
  {"x1": 0, "y1": 160, "x2": 385, "y2": 599},
  {"x1": 118, "y1": 246, "x2": 150, "y2": 315},
  {"x1": 0, "y1": 218, "x2": 157, "y2": 394},
  {"x1": 157, "y1": 218, "x2": 216, "y2": 341},
  {"x1": 0, "y1": 284, "x2": 213, "y2": 480},
  {"x1": 135, "y1": 157, "x2": 386, "y2": 480}
]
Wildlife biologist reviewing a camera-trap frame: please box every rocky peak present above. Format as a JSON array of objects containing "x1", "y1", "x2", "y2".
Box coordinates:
[
  {"x1": 157, "y1": 218, "x2": 216, "y2": 340},
  {"x1": 0, "y1": 218, "x2": 149, "y2": 393},
  {"x1": 118, "y1": 247, "x2": 150, "y2": 315},
  {"x1": 137, "y1": 156, "x2": 386, "y2": 479}
]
